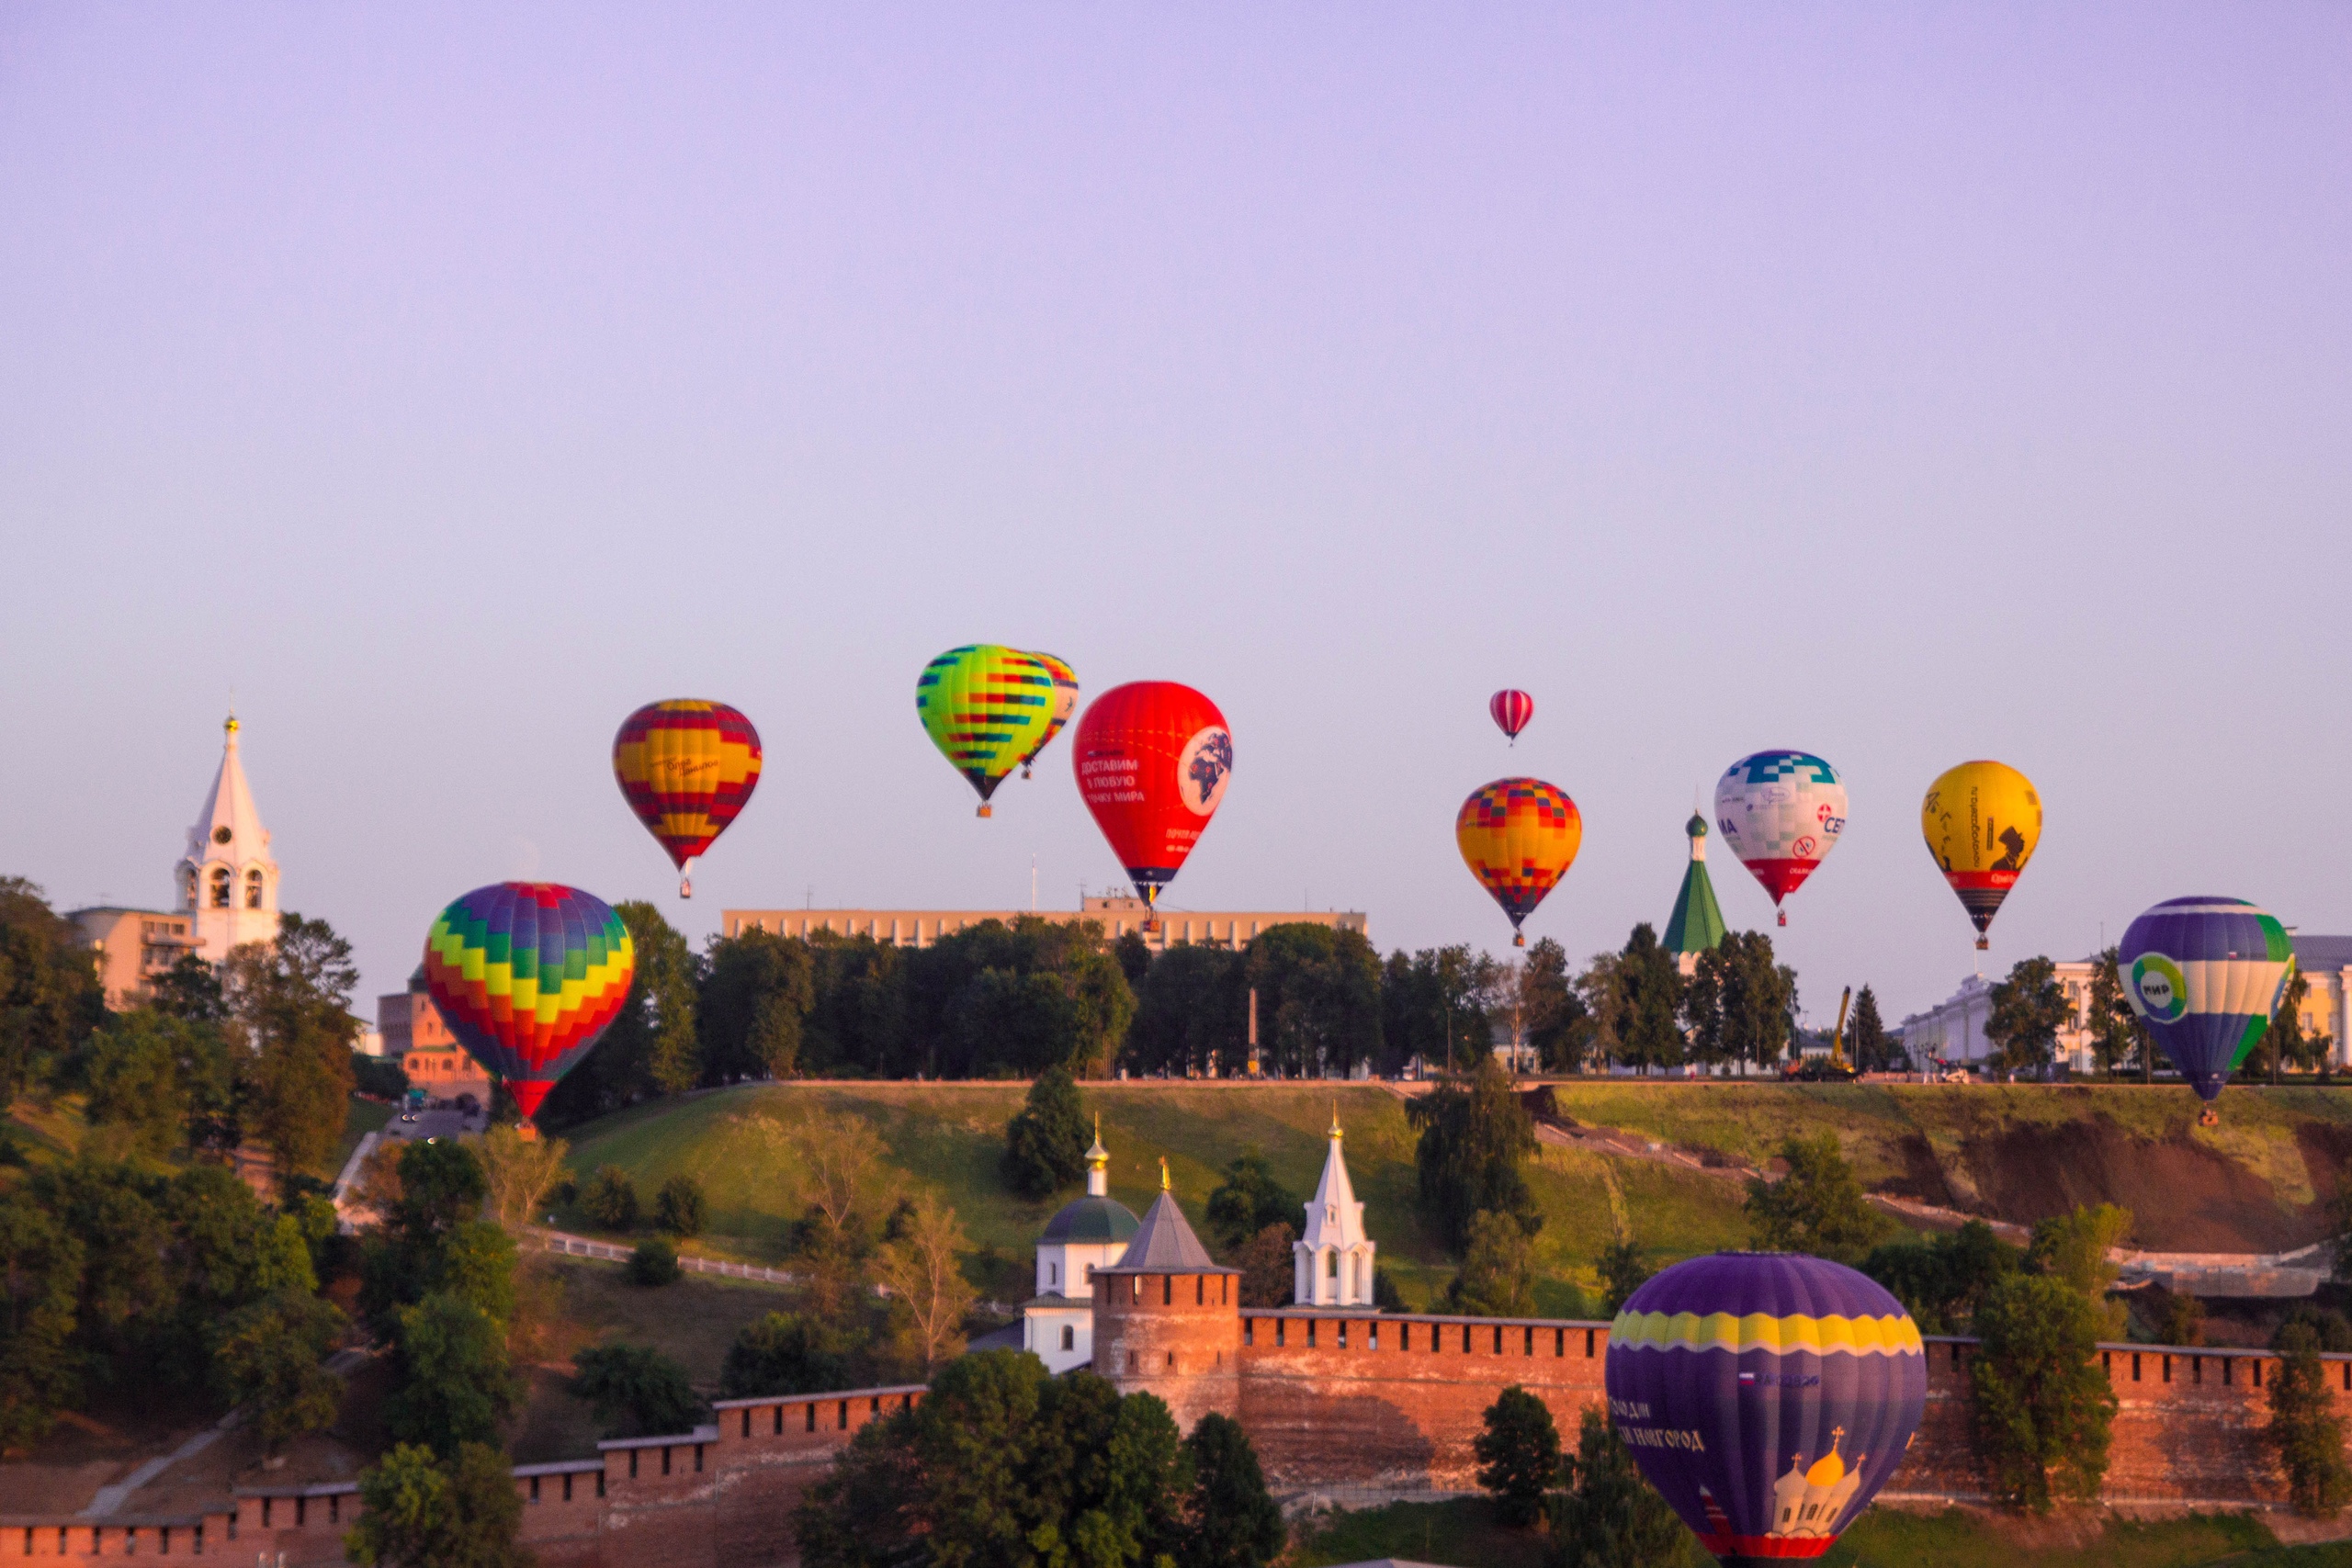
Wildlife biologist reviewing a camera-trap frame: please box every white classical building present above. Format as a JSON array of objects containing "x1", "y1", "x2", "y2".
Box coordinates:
[
  {"x1": 1898, "y1": 934, "x2": 2352, "y2": 1074},
  {"x1": 176, "y1": 714, "x2": 280, "y2": 959},
  {"x1": 1293, "y1": 1110, "x2": 1377, "y2": 1308},
  {"x1": 1022, "y1": 1121, "x2": 1140, "y2": 1373}
]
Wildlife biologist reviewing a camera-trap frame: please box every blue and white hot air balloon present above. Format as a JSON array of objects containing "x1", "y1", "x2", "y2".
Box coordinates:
[{"x1": 2118, "y1": 897, "x2": 2293, "y2": 1119}]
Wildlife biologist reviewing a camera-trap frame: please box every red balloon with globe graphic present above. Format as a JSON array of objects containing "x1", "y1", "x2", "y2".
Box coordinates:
[{"x1": 1072, "y1": 682, "x2": 1232, "y2": 919}]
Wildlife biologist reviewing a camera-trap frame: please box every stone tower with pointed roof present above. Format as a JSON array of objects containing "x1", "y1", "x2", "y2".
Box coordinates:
[
  {"x1": 1294, "y1": 1108, "x2": 1376, "y2": 1307},
  {"x1": 177, "y1": 714, "x2": 279, "y2": 962},
  {"x1": 1093, "y1": 1159, "x2": 1241, "y2": 1428},
  {"x1": 1663, "y1": 811, "x2": 1725, "y2": 976}
]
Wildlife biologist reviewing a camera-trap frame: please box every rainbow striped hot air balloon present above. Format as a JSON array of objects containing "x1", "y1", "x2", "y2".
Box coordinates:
[
  {"x1": 1019, "y1": 651, "x2": 1080, "y2": 779},
  {"x1": 916, "y1": 645, "x2": 1056, "y2": 817},
  {"x1": 613, "y1": 700, "x2": 763, "y2": 897},
  {"x1": 1607, "y1": 1253, "x2": 1927, "y2": 1568},
  {"x1": 423, "y1": 883, "x2": 635, "y2": 1125},
  {"x1": 1456, "y1": 777, "x2": 1582, "y2": 947},
  {"x1": 2120, "y1": 896, "x2": 2294, "y2": 1119}
]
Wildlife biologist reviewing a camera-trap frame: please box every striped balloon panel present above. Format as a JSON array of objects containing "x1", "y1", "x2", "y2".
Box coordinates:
[
  {"x1": 612, "y1": 700, "x2": 763, "y2": 869},
  {"x1": 2119, "y1": 897, "x2": 2293, "y2": 1101},
  {"x1": 423, "y1": 882, "x2": 635, "y2": 1120},
  {"x1": 1455, "y1": 777, "x2": 1582, "y2": 928},
  {"x1": 1488, "y1": 689, "x2": 1534, "y2": 739},
  {"x1": 1715, "y1": 750, "x2": 1846, "y2": 906},
  {"x1": 916, "y1": 645, "x2": 1056, "y2": 803},
  {"x1": 1019, "y1": 650, "x2": 1081, "y2": 768},
  {"x1": 1606, "y1": 1254, "x2": 1926, "y2": 1567}
]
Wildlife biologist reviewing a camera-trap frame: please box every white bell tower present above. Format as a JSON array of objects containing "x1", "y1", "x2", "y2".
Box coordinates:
[
  {"x1": 1295, "y1": 1105, "x2": 1377, "y2": 1307},
  {"x1": 178, "y1": 714, "x2": 279, "y2": 961}
]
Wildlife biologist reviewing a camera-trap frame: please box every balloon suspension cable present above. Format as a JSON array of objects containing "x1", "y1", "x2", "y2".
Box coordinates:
[{"x1": 978, "y1": 803, "x2": 992, "y2": 818}]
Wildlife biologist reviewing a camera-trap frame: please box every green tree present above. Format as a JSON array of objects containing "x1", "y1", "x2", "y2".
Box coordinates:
[
  {"x1": 1548, "y1": 1407, "x2": 1692, "y2": 1568},
  {"x1": 1969, "y1": 1273, "x2": 2116, "y2": 1511},
  {"x1": 428, "y1": 1221, "x2": 519, "y2": 1325},
  {"x1": 1743, "y1": 1134, "x2": 1892, "y2": 1265},
  {"x1": 1599, "y1": 1239, "x2": 1656, "y2": 1316},
  {"x1": 1383, "y1": 945, "x2": 1496, "y2": 1077},
  {"x1": 1613, "y1": 925, "x2": 1684, "y2": 1075},
  {"x1": 0, "y1": 878, "x2": 105, "y2": 1114},
  {"x1": 722, "y1": 1311, "x2": 857, "y2": 1398},
  {"x1": 1521, "y1": 937, "x2": 1593, "y2": 1074},
  {"x1": 571, "y1": 1343, "x2": 704, "y2": 1438},
  {"x1": 1233, "y1": 1223, "x2": 1298, "y2": 1309},
  {"x1": 1847, "y1": 986, "x2": 1896, "y2": 1072},
  {"x1": 903, "y1": 919, "x2": 1136, "y2": 1079},
  {"x1": 222, "y1": 912, "x2": 360, "y2": 1180},
  {"x1": 2084, "y1": 948, "x2": 2143, "y2": 1076},
  {"x1": 1688, "y1": 931, "x2": 1798, "y2": 1072},
  {"x1": 581, "y1": 1166, "x2": 639, "y2": 1232},
  {"x1": 654, "y1": 1174, "x2": 707, "y2": 1237},
  {"x1": 628, "y1": 1237, "x2": 682, "y2": 1287},
  {"x1": 1447, "y1": 1210, "x2": 1536, "y2": 1317},
  {"x1": 1408, "y1": 1055, "x2": 1540, "y2": 1250},
  {"x1": 698, "y1": 927, "x2": 817, "y2": 1082},
  {"x1": 1474, "y1": 1385, "x2": 1561, "y2": 1526},
  {"x1": 1984, "y1": 956, "x2": 2069, "y2": 1077},
  {"x1": 345, "y1": 1441, "x2": 530, "y2": 1568},
  {"x1": 215, "y1": 1289, "x2": 345, "y2": 1454},
  {"x1": 1124, "y1": 942, "x2": 1244, "y2": 1077},
  {"x1": 385, "y1": 1292, "x2": 522, "y2": 1457},
  {"x1": 1112, "y1": 930, "x2": 1154, "y2": 989},
  {"x1": 2025, "y1": 1202, "x2": 2132, "y2": 1337},
  {"x1": 2266, "y1": 965, "x2": 2335, "y2": 1077},
  {"x1": 2269, "y1": 1321, "x2": 2352, "y2": 1517},
  {"x1": 1242, "y1": 923, "x2": 1384, "y2": 1077},
  {"x1": 1002, "y1": 1065, "x2": 1091, "y2": 1200},
  {"x1": 1204, "y1": 1150, "x2": 1298, "y2": 1253},
  {"x1": 1180, "y1": 1411, "x2": 1284, "y2": 1568},
  {"x1": 0, "y1": 1191, "x2": 84, "y2": 1450},
  {"x1": 627, "y1": 901, "x2": 703, "y2": 1098},
  {"x1": 1861, "y1": 1220, "x2": 2018, "y2": 1334},
  {"x1": 75, "y1": 1010, "x2": 207, "y2": 1158}
]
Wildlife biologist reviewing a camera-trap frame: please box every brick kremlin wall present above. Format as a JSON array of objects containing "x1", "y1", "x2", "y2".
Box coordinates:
[{"x1": 10, "y1": 1310, "x2": 2348, "y2": 1565}]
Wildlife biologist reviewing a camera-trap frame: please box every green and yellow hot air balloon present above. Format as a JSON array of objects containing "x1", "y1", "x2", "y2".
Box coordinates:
[{"x1": 916, "y1": 645, "x2": 1057, "y2": 817}]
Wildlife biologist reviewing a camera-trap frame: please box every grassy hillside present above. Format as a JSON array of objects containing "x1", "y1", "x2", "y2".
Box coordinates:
[{"x1": 552, "y1": 1080, "x2": 2352, "y2": 1308}]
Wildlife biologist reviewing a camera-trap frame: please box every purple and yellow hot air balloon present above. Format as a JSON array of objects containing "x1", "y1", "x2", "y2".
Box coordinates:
[
  {"x1": 1607, "y1": 1253, "x2": 1926, "y2": 1567},
  {"x1": 423, "y1": 883, "x2": 635, "y2": 1126}
]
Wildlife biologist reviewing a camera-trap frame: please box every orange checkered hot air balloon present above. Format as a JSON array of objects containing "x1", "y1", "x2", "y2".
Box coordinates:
[
  {"x1": 1457, "y1": 777, "x2": 1583, "y2": 947},
  {"x1": 613, "y1": 700, "x2": 763, "y2": 897}
]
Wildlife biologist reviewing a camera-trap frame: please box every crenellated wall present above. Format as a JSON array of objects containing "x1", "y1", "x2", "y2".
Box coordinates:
[{"x1": 10, "y1": 1314, "x2": 2348, "y2": 1565}]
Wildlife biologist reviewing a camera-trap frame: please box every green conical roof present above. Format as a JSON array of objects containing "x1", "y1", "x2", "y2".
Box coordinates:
[{"x1": 1664, "y1": 838, "x2": 1726, "y2": 958}]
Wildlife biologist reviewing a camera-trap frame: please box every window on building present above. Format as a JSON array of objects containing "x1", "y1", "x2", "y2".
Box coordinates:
[
  {"x1": 1327, "y1": 1250, "x2": 1339, "y2": 1278},
  {"x1": 245, "y1": 869, "x2": 264, "y2": 908},
  {"x1": 209, "y1": 868, "x2": 232, "y2": 908},
  {"x1": 1061, "y1": 1325, "x2": 1075, "y2": 1351},
  {"x1": 1050, "y1": 1262, "x2": 1058, "y2": 1288}
]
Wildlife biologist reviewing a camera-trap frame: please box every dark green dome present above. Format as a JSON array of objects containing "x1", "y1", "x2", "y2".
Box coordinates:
[
  {"x1": 1040, "y1": 1194, "x2": 1140, "y2": 1247},
  {"x1": 1686, "y1": 812, "x2": 1709, "y2": 838}
]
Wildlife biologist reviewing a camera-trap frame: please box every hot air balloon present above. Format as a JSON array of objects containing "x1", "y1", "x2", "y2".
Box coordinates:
[
  {"x1": 1920, "y1": 761, "x2": 2040, "y2": 951},
  {"x1": 1072, "y1": 682, "x2": 1231, "y2": 924},
  {"x1": 2119, "y1": 897, "x2": 2293, "y2": 1122},
  {"x1": 1019, "y1": 652, "x2": 1081, "y2": 778},
  {"x1": 422, "y1": 883, "x2": 635, "y2": 1129},
  {"x1": 612, "y1": 700, "x2": 763, "y2": 897},
  {"x1": 1716, "y1": 751, "x2": 1847, "y2": 926},
  {"x1": 1608, "y1": 1252, "x2": 1926, "y2": 1568},
  {"x1": 917, "y1": 645, "x2": 1057, "y2": 817},
  {"x1": 1456, "y1": 778, "x2": 1581, "y2": 947},
  {"x1": 1489, "y1": 689, "x2": 1533, "y2": 746}
]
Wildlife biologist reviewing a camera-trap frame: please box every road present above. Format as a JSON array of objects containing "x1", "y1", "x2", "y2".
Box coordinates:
[{"x1": 379, "y1": 1104, "x2": 485, "y2": 1144}]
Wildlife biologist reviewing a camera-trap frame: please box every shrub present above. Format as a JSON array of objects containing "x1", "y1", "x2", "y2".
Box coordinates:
[
  {"x1": 628, "y1": 1237, "x2": 681, "y2": 1287},
  {"x1": 654, "y1": 1174, "x2": 707, "y2": 1238},
  {"x1": 1548, "y1": 1406, "x2": 1690, "y2": 1567},
  {"x1": 1474, "y1": 1385, "x2": 1560, "y2": 1527},
  {"x1": 1599, "y1": 1238, "x2": 1655, "y2": 1316},
  {"x1": 582, "y1": 1166, "x2": 639, "y2": 1232},
  {"x1": 1445, "y1": 1209, "x2": 1535, "y2": 1317},
  {"x1": 722, "y1": 1311, "x2": 855, "y2": 1398},
  {"x1": 1234, "y1": 1223, "x2": 1297, "y2": 1308},
  {"x1": 571, "y1": 1343, "x2": 704, "y2": 1439},
  {"x1": 1743, "y1": 1134, "x2": 1892, "y2": 1264},
  {"x1": 1001, "y1": 1066, "x2": 1090, "y2": 1200},
  {"x1": 1182, "y1": 1411, "x2": 1284, "y2": 1568}
]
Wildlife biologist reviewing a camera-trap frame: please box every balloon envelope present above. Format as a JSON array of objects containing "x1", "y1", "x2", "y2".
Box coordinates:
[
  {"x1": 1716, "y1": 751, "x2": 1847, "y2": 915},
  {"x1": 2119, "y1": 897, "x2": 2293, "y2": 1102},
  {"x1": 423, "y1": 883, "x2": 635, "y2": 1122},
  {"x1": 612, "y1": 700, "x2": 763, "y2": 885},
  {"x1": 1019, "y1": 651, "x2": 1081, "y2": 776},
  {"x1": 1455, "y1": 778, "x2": 1581, "y2": 943},
  {"x1": 1607, "y1": 1253, "x2": 1926, "y2": 1568},
  {"x1": 1920, "y1": 761, "x2": 2040, "y2": 948},
  {"x1": 1072, "y1": 682, "x2": 1231, "y2": 910},
  {"x1": 1489, "y1": 689, "x2": 1534, "y2": 743},
  {"x1": 917, "y1": 645, "x2": 1057, "y2": 813}
]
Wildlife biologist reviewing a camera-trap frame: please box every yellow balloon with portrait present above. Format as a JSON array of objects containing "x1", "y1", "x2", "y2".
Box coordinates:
[{"x1": 1920, "y1": 761, "x2": 2041, "y2": 950}]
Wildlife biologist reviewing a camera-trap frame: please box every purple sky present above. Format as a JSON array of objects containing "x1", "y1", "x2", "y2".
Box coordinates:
[{"x1": 4, "y1": 6, "x2": 2348, "y2": 1024}]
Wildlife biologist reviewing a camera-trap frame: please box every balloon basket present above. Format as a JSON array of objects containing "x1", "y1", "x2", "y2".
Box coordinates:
[
  {"x1": 679, "y1": 877, "x2": 693, "y2": 899},
  {"x1": 2200, "y1": 1107, "x2": 2220, "y2": 1127},
  {"x1": 1021, "y1": 765, "x2": 1033, "y2": 779},
  {"x1": 1512, "y1": 932, "x2": 1526, "y2": 948},
  {"x1": 1777, "y1": 910, "x2": 1787, "y2": 927},
  {"x1": 515, "y1": 1122, "x2": 539, "y2": 1143},
  {"x1": 1974, "y1": 937, "x2": 1988, "y2": 951},
  {"x1": 977, "y1": 804, "x2": 992, "y2": 818}
]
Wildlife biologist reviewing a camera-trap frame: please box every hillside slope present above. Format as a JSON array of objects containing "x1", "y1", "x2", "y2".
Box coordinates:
[{"x1": 552, "y1": 1081, "x2": 2352, "y2": 1309}]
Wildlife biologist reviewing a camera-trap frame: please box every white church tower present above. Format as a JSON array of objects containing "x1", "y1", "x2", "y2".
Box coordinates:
[
  {"x1": 178, "y1": 714, "x2": 279, "y2": 960},
  {"x1": 1294, "y1": 1106, "x2": 1377, "y2": 1308}
]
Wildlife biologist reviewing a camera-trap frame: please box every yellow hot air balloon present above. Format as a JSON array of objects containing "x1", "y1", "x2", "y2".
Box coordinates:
[
  {"x1": 1456, "y1": 778, "x2": 1583, "y2": 947},
  {"x1": 1920, "y1": 761, "x2": 2041, "y2": 950}
]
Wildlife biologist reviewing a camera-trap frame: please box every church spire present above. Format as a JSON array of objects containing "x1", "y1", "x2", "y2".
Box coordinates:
[
  {"x1": 1294, "y1": 1110, "x2": 1376, "y2": 1307},
  {"x1": 1086, "y1": 1114, "x2": 1110, "y2": 1198},
  {"x1": 179, "y1": 713, "x2": 278, "y2": 959},
  {"x1": 1663, "y1": 811, "x2": 1726, "y2": 976}
]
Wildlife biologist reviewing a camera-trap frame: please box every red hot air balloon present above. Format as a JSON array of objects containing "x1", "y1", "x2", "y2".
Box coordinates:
[
  {"x1": 1489, "y1": 690, "x2": 1533, "y2": 746},
  {"x1": 1073, "y1": 682, "x2": 1232, "y2": 926}
]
